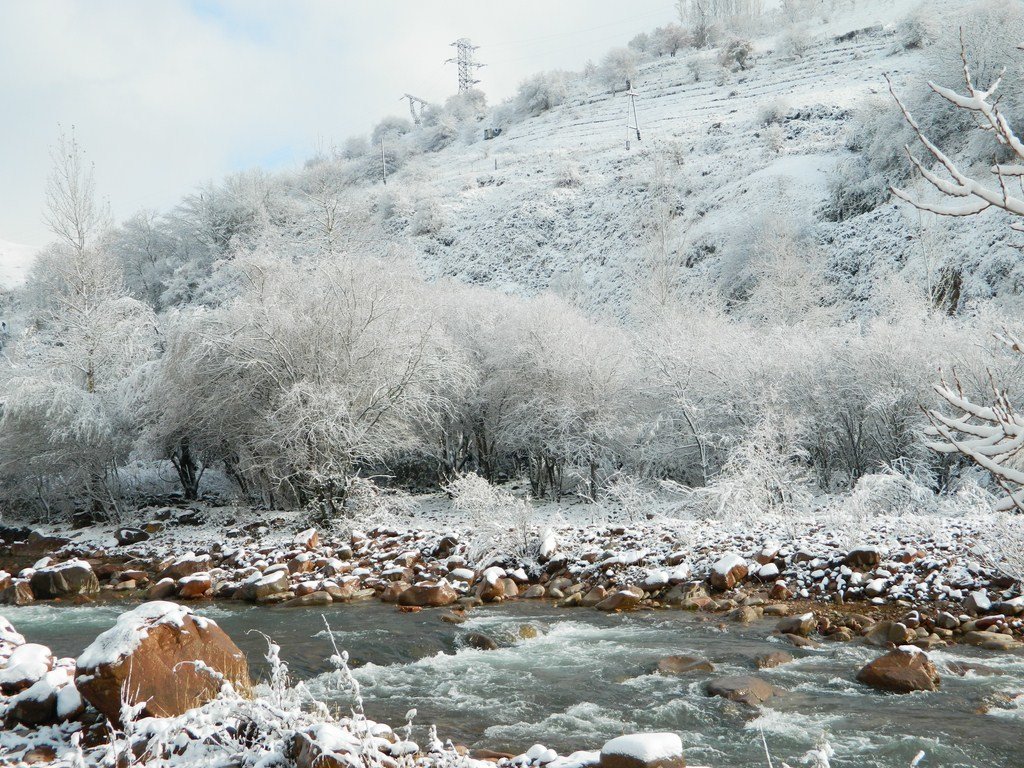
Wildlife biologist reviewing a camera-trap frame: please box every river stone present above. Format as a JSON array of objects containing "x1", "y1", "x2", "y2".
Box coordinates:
[
  {"x1": 178, "y1": 573, "x2": 212, "y2": 599},
  {"x1": 464, "y1": 632, "x2": 498, "y2": 651},
  {"x1": 115, "y1": 527, "x2": 149, "y2": 546},
  {"x1": 961, "y1": 630, "x2": 1020, "y2": 651},
  {"x1": 292, "y1": 725, "x2": 351, "y2": 768},
  {"x1": 782, "y1": 633, "x2": 820, "y2": 649},
  {"x1": 754, "y1": 651, "x2": 793, "y2": 669},
  {"x1": 476, "y1": 577, "x2": 506, "y2": 603},
  {"x1": 656, "y1": 655, "x2": 714, "y2": 675},
  {"x1": 710, "y1": 554, "x2": 747, "y2": 591},
  {"x1": 522, "y1": 584, "x2": 546, "y2": 599},
  {"x1": 29, "y1": 561, "x2": 99, "y2": 599},
  {"x1": 147, "y1": 578, "x2": 177, "y2": 600},
  {"x1": 706, "y1": 675, "x2": 779, "y2": 706},
  {"x1": 844, "y1": 547, "x2": 882, "y2": 569},
  {"x1": 158, "y1": 554, "x2": 212, "y2": 582},
  {"x1": 294, "y1": 528, "x2": 319, "y2": 551},
  {"x1": 0, "y1": 580, "x2": 34, "y2": 606},
  {"x1": 236, "y1": 570, "x2": 290, "y2": 602},
  {"x1": 581, "y1": 586, "x2": 608, "y2": 607},
  {"x1": 398, "y1": 582, "x2": 458, "y2": 607},
  {"x1": 76, "y1": 601, "x2": 250, "y2": 723},
  {"x1": 381, "y1": 581, "x2": 411, "y2": 602},
  {"x1": 282, "y1": 590, "x2": 333, "y2": 607},
  {"x1": 775, "y1": 612, "x2": 815, "y2": 637},
  {"x1": 4, "y1": 666, "x2": 74, "y2": 726},
  {"x1": 856, "y1": 647, "x2": 939, "y2": 693},
  {"x1": 728, "y1": 605, "x2": 762, "y2": 623},
  {"x1": 596, "y1": 590, "x2": 642, "y2": 611},
  {"x1": 600, "y1": 733, "x2": 685, "y2": 768}
]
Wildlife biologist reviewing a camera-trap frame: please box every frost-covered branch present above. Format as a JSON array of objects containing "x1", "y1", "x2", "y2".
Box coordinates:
[
  {"x1": 888, "y1": 34, "x2": 1024, "y2": 230},
  {"x1": 924, "y1": 333, "x2": 1024, "y2": 512}
]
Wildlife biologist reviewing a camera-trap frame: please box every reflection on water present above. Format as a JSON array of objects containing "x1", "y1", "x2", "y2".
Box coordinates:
[{"x1": 7, "y1": 600, "x2": 1024, "y2": 767}]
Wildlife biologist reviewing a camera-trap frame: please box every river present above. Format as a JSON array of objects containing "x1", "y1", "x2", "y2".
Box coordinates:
[{"x1": 6, "y1": 600, "x2": 1024, "y2": 767}]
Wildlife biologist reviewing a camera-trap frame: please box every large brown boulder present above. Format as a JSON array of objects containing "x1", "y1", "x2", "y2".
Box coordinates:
[
  {"x1": 29, "y1": 560, "x2": 99, "y2": 599},
  {"x1": 75, "y1": 601, "x2": 250, "y2": 722},
  {"x1": 706, "y1": 675, "x2": 779, "y2": 706},
  {"x1": 398, "y1": 581, "x2": 458, "y2": 607},
  {"x1": 600, "y1": 733, "x2": 685, "y2": 768},
  {"x1": 856, "y1": 648, "x2": 939, "y2": 693}
]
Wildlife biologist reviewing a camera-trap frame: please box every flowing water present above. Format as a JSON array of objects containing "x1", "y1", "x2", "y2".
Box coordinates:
[{"x1": 6, "y1": 600, "x2": 1024, "y2": 767}]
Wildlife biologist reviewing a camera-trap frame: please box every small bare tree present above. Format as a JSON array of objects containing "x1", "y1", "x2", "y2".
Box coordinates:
[{"x1": 43, "y1": 126, "x2": 107, "y2": 254}]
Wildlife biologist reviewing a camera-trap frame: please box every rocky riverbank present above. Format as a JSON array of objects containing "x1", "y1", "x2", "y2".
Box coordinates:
[{"x1": 1, "y1": 504, "x2": 1022, "y2": 656}]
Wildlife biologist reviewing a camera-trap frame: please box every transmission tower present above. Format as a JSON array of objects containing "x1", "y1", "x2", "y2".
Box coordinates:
[
  {"x1": 445, "y1": 38, "x2": 484, "y2": 92},
  {"x1": 625, "y1": 80, "x2": 641, "y2": 150},
  {"x1": 401, "y1": 93, "x2": 430, "y2": 125}
]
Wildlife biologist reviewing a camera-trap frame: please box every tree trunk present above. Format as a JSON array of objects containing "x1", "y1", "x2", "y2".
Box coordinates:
[{"x1": 170, "y1": 439, "x2": 203, "y2": 500}]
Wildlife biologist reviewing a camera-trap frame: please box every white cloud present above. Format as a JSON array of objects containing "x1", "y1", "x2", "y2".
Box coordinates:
[{"x1": 0, "y1": 0, "x2": 670, "y2": 247}]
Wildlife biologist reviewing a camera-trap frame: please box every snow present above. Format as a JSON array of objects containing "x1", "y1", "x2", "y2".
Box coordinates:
[
  {"x1": 76, "y1": 601, "x2": 194, "y2": 669},
  {"x1": 600, "y1": 733, "x2": 683, "y2": 762},
  {"x1": 55, "y1": 676, "x2": 82, "y2": 718},
  {"x1": 0, "y1": 615, "x2": 26, "y2": 648},
  {"x1": 0, "y1": 643, "x2": 52, "y2": 687},
  {"x1": 712, "y1": 553, "x2": 745, "y2": 576},
  {"x1": 0, "y1": 238, "x2": 36, "y2": 289}
]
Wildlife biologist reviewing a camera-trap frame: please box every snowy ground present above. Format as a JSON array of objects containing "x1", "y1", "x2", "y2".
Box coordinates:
[{"x1": 355, "y1": 0, "x2": 988, "y2": 314}]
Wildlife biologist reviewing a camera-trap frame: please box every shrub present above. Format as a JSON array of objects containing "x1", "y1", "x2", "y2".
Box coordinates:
[{"x1": 719, "y1": 38, "x2": 753, "y2": 71}]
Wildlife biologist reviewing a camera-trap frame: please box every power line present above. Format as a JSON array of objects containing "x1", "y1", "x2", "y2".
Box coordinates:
[
  {"x1": 487, "y1": 7, "x2": 670, "y2": 49},
  {"x1": 488, "y1": 29, "x2": 652, "y2": 66}
]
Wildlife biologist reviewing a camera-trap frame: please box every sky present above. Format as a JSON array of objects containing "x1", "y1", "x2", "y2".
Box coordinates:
[{"x1": 0, "y1": 0, "x2": 672, "y2": 248}]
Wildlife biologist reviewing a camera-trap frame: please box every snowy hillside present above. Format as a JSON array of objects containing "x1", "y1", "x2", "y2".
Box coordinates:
[
  {"x1": 0, "y1": 238, "x2": 36, "y2": 288},
  {"x1": 366, "y1": 0, "x2": 1004, "y2": 312}
]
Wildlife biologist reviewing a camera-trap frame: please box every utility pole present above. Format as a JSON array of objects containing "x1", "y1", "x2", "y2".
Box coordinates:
[
  {"x1": 401, "y1": 93, "x2": 430, "y2": 125},
  {"x1": 445, "y1": 38, "x2": 484, "y2": 93},
  {"x1": 381, "y1": 138, "x2": 387, "y2": 185},
  {"x1": 625, "y1": 80, "x2": 641, "y2": 150}
]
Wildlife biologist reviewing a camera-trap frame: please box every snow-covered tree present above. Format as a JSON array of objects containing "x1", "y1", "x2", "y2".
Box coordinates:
[
  {"x1": 0, "y1": 133, "x2": 156, "y2": 515},
  {"x1": 150, "y1": 252, "x2": 465, "y2": 512},
  {"x1": 599, "y1": 48, "x2": 639, "y2": 94}
]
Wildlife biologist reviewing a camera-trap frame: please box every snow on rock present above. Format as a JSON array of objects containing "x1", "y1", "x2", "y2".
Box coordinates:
[
  {"x1": 29, "y1": 559, "x2": 100, "y2": 599},
  {"x1": 0, "y1": 615, "x2": 26, "y2": 649},
  {"x1": 710, "y1": 553, "x2": 748, "y2": 591},
  {"x1": 538, "y1": 529, "x2": 559, "y2": 561},
  {"x1": 77, "y1": 601, "x2": 192, "y2": 669},
  {"x1": 0, "y1": 643, "x2": 54, "y2": 693},
  {"x1": 599, "y1": 733, "x2": 685, "y2": 768},
  {"x1": 76, "y1": 601, "x2": 249, "y2": 721}
]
